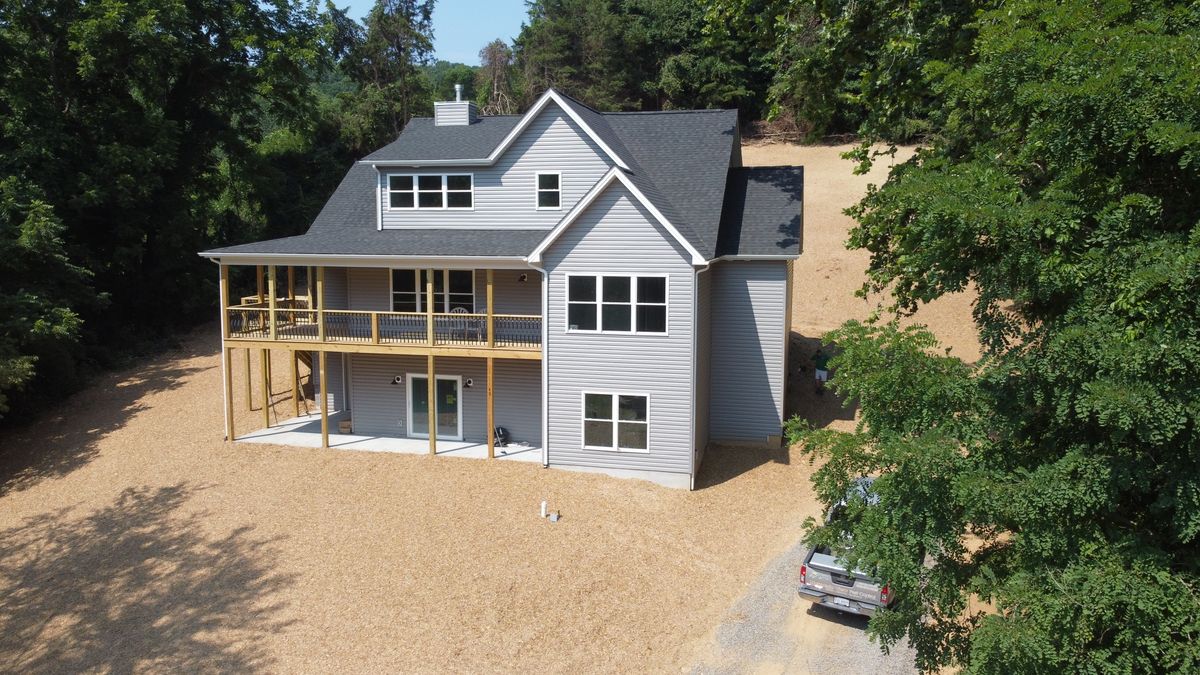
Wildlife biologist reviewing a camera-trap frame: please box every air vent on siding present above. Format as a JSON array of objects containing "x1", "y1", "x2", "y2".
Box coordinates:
[{"x1": 434, "y1": 84, "x2": 478, "y2": 126}]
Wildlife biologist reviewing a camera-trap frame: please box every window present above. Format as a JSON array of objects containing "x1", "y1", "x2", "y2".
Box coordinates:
[
  {"x1": 387, "y1": 174, "x2": 473, "y2": 210},
  {"x1": 391, "y1": 269, "x2": 475, "y2": 312},
  {"x1": 536, "y1": 172, "x2": 561, "y2": 209},
  {"x1": 565, "y1": 275, "x2": 667, "y2": 333},
  {"x1": 583, "y1": 393, "x2": 649, "y2": 452}
]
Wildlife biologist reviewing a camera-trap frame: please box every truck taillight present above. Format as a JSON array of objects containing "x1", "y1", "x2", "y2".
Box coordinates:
[
  {"x1": 800, "y1": 564, "x2": 807, "y2": 584},
  {"x1": 880, "y1": 585, "x2": 891, "y2": 605}
]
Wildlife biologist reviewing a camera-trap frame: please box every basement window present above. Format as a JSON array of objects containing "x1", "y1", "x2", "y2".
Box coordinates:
[{"x1": 582, "y1": 393, "x2": 649, "y2": 452}]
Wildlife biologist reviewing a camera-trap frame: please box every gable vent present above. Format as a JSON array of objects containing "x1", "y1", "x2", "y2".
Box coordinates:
[{"x1": 434, "y1": 84, "x2": 478, "y2": 126}]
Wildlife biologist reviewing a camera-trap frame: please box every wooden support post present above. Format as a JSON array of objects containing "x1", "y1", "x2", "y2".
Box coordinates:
[
  {"x1": 487, "y1": 356, "x2": 495, "y2": 459},
  {"x1": 486, "y1": 269, "x2": 495, "y2": 348},
  {"x1": 287, "y1": 265, "x2": 296, "y2": 322},
  {"x1": 256, "y1": 265, "x2": 264, "y2": 303},
  {"x1": 427, "y1": 353, "x2": 436, "y2": 456},
  {"x1": 224, "y1": 347, "x2": 235, "y2": 441},
  {"x1": 425, "y1": 268, "x2": 435, "y2": 346},
  {"x1": 219, "y1": 264, "x2": 230, "y2": 339},
  {"x1": 260, "y1": 348, "x2": 271, "y2": 429},
  {"x1": 267, "y1": 265, "x2": 278, "y2": 341},
  {"x1": 291, "y1": 350, "x2": 300, "y2": 417},
  {"x1": 318, "y1": 350, "x2": 329, "y2": 448},
  {"x1": 316, "y1": 266, "x2": 326, "y2": 342},
  {"x1": 371, "y1": 312, "x2": 380, "y2": 344},
  {"x1": 244, "y1": 348, "x2": 252, "y2": 410}
]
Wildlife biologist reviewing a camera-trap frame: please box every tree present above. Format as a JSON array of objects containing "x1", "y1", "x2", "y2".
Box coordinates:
[
  {"x1": 0, "y1": 0, "x2": 325, "y2": 417},
  {"x1": 789, "y1": 0, "x2": 1200, "y2": 670},
  {"x1": 477, "y1": 39, "x2": 519, "y2": 115},
  {"x1": 423, "y1": 60, "x2": 478, "y2": 102},
  {"x1": 338, "y1": 0, "x2": 435, "y2": 153}
]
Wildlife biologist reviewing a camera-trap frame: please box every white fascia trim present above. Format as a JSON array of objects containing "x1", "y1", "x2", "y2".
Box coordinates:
[
  {"x1": 526, "y1": 167, "x2": 706, "y2": 266},
  {"x1": 360, "y1": 89, "x2": 631, "y2": 172},
  {"x1": 199, "y1": 252, "x2": 535, "y2": 270}
]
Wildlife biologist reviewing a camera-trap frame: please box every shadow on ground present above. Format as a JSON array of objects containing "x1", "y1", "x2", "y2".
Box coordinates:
[
  {"x1": 0, "y1": 334, "x2": 215, "y2": 497},
  {"x1": 806, "y1": 603, "x2": 872, "y2": 630},
  {"x1": 0, "y1": 482, "x2": 295, "y2": 673},
  {"x1": 786, "y1": 331, "x2": 857, "y2": 428}
]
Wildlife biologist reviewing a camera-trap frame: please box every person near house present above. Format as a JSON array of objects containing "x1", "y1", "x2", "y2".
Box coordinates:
[{"x1": 813, "y1": 349, "x2": 831, "y2": 394}]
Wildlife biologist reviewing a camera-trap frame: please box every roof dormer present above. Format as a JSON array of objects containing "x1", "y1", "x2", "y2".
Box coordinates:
[{"x1": 434, "y1": 84, "x2": 478, "y2": 126}]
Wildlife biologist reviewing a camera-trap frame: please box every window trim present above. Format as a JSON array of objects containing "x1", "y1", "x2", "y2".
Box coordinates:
[
  {"x1": 384, "y1": 173, "x2": 475, "y2": 211},
  {"x1": 389, "y1": 268, "x2": 476, "y2": 313},
  {"x1": 564, "y1": 273, "x2": 669, "y2": 335},
  {"x1": 580, "y1": 391, "x2": 651, "y2": 453},
  {"x1": 534, "y1": 171, "x2": 562, "y2": 211}
]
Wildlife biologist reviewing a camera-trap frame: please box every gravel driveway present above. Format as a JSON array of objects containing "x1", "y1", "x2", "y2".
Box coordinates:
[{"x1": 691, "y1": 539, "x2": 916, "y2": 674}]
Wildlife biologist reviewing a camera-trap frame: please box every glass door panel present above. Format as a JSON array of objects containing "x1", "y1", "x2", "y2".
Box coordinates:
[{"x1": 437, "y1": 378, "x2": 459, "y2": 438}]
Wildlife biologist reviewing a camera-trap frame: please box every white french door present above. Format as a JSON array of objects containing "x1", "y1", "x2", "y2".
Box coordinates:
[{"x1": 407, "y1": 374, "x2": 463, "y2": 441}]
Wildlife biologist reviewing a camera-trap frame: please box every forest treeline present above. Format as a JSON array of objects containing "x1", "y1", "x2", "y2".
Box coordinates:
[{"x1": 0, "y1": 0, "x2": 912, "y2": 421}]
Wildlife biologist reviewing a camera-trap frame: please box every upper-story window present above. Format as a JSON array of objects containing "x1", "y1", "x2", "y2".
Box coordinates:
[
  {"x1": 566, "y1": 274, "x2": 667, "y2": 334},
  {"x1": 535, "y1": 172, "x2": 561, "y2": 210},
  {"x1": 388, "y1": 174, "x2": 473, "y2": 210},
  {"x1": 391, "y1": 269, "x2": 475, "y2": 312}
]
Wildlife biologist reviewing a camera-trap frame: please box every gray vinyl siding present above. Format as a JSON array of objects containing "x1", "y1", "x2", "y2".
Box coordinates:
[
  {"x1": 347, "y1": 354, "x2": 541, "y2": 445},
  {"x1": 379, "y1": 105, "x2": 613, "y2": 229},
  {"x1": 543, "y1": 184, "x2": 695, "y2": 476},
  {"x1": 433, "y1": 101, "x2": 476, "y2": 126},
  {"x1": 694, "y1": 268, "x2": 712, "y2": 464},
  {"x1": 312, "y1": 352, "x2": 346, "y2": 412},
  {"x1": 345, "y1": 267, "x2": 542, "y2": 315},
  {"x1": 323, "y1": 267, "x2": 348, "y2": 308},
  {"x1": 709, "y1": 260, "x2": 788, "y2": 441}
]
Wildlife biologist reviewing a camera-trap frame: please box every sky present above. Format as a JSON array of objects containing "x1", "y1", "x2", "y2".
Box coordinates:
[{"x1": 340, "y1": 0, "x2": 531, "y2": 65}]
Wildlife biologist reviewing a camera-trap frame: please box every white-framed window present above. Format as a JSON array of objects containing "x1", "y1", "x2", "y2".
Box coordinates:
[
  {"x1": 566, "y1": 274, "x2": 667, "y2": 334},
  {"x1": 390, "y1": 269, "x2": 475, "y2": 312},
  {"x1": 535, "y1": 171, "x2": 561, "y2": 210},
  {"x1": 582, "y1": 392, "x2": 649, "y2": 452},
  {"x1": 387, "y1": 174, "x2": 473, "y2": 210}
]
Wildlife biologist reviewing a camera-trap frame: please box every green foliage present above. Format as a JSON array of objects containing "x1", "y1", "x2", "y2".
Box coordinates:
[
  {"x1": 515, "y1": 0, "x2": 769, "y2": 112},
  {"x1": 337, "y1": 0, "x2": 435, "y2": 153},
  {"x1": 791, "y1": 0, "x2": 1200, "y2": 670},
  {"x1": 423, "y1": 60, "x2": 478, "y2": 102}
]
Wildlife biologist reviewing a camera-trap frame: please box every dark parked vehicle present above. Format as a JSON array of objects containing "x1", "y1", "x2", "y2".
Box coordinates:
[{"x1": 797, "y1": 477, "x2": 894, "y2": 617}]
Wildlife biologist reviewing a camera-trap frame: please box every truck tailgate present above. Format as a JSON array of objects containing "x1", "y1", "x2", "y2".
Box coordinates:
[{"x1": 806, "y1": 551, "x2": 883, "y2": 605}]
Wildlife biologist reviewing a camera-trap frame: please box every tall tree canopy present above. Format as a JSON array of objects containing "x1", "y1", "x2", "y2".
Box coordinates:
[
  {"x1": 338, "y1": 0, "x2": 435, "y2": 153},
  {"x1": 789, "y1": 0, "x2": 1200, "y2": 671}
]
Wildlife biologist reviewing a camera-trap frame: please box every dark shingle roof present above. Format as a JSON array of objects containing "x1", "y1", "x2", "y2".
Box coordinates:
[
  {"x1": 716, "y1": 167, "x2": 804, "y2": 257},
  {"x1": 362, "y1": 116, "x2": 521, "y2": 161},
  {"x1": 202, "y1": 91, "x2": 801, "y2": 261},
  {"x1": 204, "y1": 164, "x2": 544, "y2": 257}
]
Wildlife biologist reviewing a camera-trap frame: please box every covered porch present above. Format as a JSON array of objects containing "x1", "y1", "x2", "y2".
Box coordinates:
[{"x1": 237, "y1": 411, "x2": 542, "y2": 462}]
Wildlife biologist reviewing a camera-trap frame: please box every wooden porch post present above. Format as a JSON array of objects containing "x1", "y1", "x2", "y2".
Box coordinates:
[
  {"x1": 318, "y1": 350, "x2": 329, "y2": 448},
  {"x1": 219, "y1": 264, "x2": 230, "y2": 340},
  {"x1": 256, "y1": 265, "x2": 264, "y2": 303},
  {"x1": 291, "y1": 350, "x2": 300, "y2": 417},
  {"x1": 287, "y1": 265, "x2": 296, "y2": 323},
  {"x1": 486, "y1": 269, "x2": 494, "y2": 348},
  {"x1": 427, "y1": 354, "x2": 436, "y2": 456},
  {"x1": 260, "y1": 348, "x2": 271, "y2": 428},
  {"x1": 425, "y1": 268, "x2": 435, "y2": 346},
  {"x1": 224, "y1": 347, "x2": 235, "y2": 441},
  {"x1": 316, "y1": 266, "x2": 326, "y2": 342},
  {"x1": 267, "y1": 265, "x2": 278, "y2": 341},
  {"x1": 487, "y1": 357, "x2": 495, "y2": 459},
  {"x1": 244, "y1": 348, "x2": 252, "y2": 410}
]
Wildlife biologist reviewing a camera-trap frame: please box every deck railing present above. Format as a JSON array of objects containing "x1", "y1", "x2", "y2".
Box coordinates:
[{"x1": 224, "y1": 302, "x2": 542, "y2": 351}]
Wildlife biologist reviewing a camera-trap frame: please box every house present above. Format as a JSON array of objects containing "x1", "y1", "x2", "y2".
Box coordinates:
[{"x1": 200, "y1": 87, "x2": 802, "y2": 489}]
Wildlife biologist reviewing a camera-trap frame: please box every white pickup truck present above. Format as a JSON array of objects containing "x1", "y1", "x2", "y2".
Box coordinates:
[{"x1": 796, "y1": 478, "x2": 894, "y2": 617}]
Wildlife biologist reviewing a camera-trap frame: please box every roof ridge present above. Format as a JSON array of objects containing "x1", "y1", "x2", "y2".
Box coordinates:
[{"x1": 604, "y1": 108, "x2": 736, "y2": 116}]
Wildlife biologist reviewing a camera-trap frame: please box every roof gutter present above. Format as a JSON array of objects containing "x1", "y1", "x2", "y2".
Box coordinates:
[
  {"x1": 197, "y1": 251, "x2": 536, "y2": 269},
  {"x1": 708, "y1": 254, "x2": 801, "y2": 262}
]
